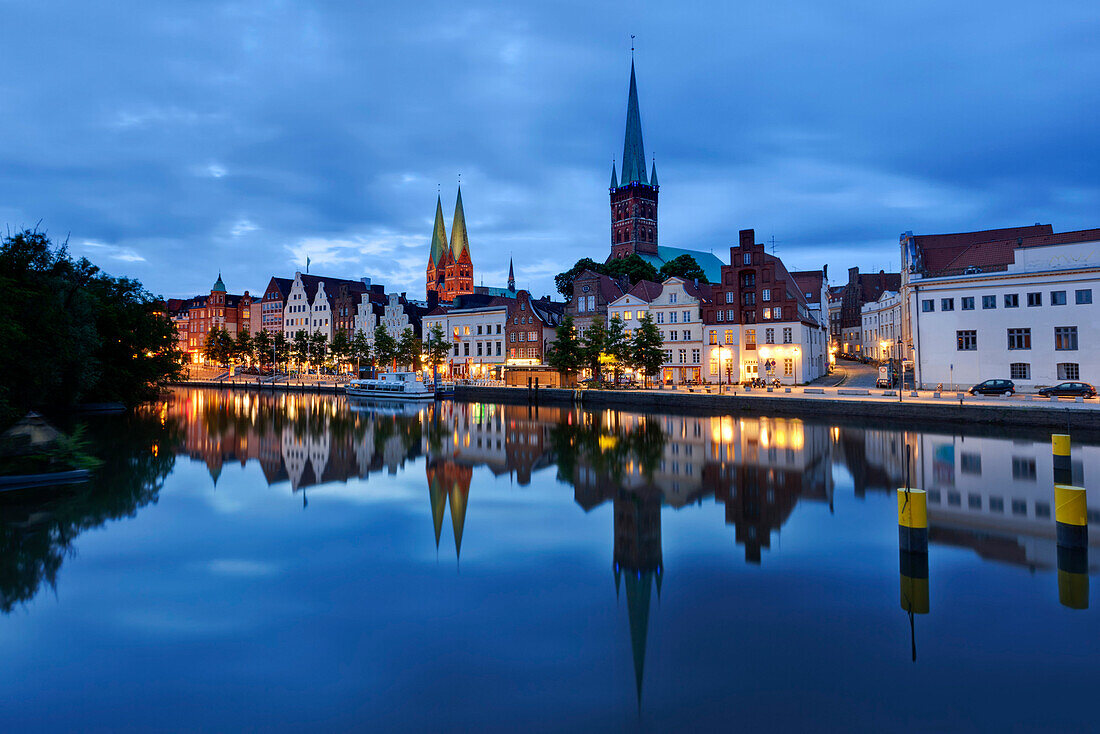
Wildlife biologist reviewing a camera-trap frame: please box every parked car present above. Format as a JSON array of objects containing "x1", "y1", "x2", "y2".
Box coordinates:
[
  {"x1": 1038, "y1": 382, "x2": 1097, "y2": 398},
  {"x1": 876, "y1": 377, "x2": 896, "y2": 388},
  {"x1": 968, "y1": 379, "x2": 1015, "y2": 396}
]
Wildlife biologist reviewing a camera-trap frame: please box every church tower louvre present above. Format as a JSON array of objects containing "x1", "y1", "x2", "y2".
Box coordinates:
[{"x1": 609, "y1": 59, "x2": 659, "y2": 261}]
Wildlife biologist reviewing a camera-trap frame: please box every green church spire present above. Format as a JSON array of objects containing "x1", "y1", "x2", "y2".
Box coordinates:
[
  {"x1": 650, "y1": 159, "x2": 658, "y2": 188},
  {"x1": 449, "y1": 186, "x2": 470, "y2": 261},
  {"x1": 610, "y1": 161, "x2": 618, "y2": 189},
  {"x1": 620, "y1": 60, "x2": 648, "y2": 186},
  {"x1": 429, "y1": 196, "x2": 448, "y2": 266}
]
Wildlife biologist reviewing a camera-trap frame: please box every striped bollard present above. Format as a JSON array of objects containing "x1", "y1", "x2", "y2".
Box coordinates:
[
  {"x1": 898, "y1": 488, "x2": 928, "y2": 553},
  {"x1": 899, "y1": 549, "x2": 930, "y2": 615},
  {"x1": 1057, "y1": 545, "x2": 1089, "y2": 610},
  {"x1": 1052, "y1": 434, "x2": 1072, "y2": 486}
]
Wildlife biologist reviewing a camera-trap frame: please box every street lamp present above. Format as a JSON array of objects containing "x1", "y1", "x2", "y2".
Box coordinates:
[
  {"x1": 718, "y1": 346, "x2": 732, "y2": 394},
  {"x1": 897, "y1": 336, "x2": 904, "y2": 403}
]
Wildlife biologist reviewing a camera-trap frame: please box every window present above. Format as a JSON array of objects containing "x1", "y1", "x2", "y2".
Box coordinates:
[
  {"x1": 743, "y1": 292, "x2": 756, "y2": 306},
  {"x1": 476, "y1": 342, "x2": 483, "y2": 356},
  {"x1": 669, "y1": 331, "x2": 677, "y2": 341},
  {"x1": 1036, "y1": 502, "x2": 1051, "y2": 519},
  {"x1": 773, "y1": 307, "x2": 782, "y2": 320},
  {"x1": 1051, "y1": 290, "x2": 1067, "y2": 305},
  {"x1": 1010, "y1": 362, "x2": 1030, "y2": 380},
  {"x1": 1004, "y1": 293, "x2": 1019, "y2": 308},
  {"x1": 1027, "y1": 292, "x2": 1041, "y2": 307},
  {"x1": 745, "y1": 329, "x2": 757, "y2": 348},
  {"x1": 669, "y1": 293, "x2": 678, "y2": 304},
  {"x1": 1012, "y1": 457, "x2": 1037, "y2": 481},
  {"x1": 1076, "y1": 289, "x2": 1092, "y2": 304},
  {"x1": 989, "y1": 497, "x2": 1005, "y2": 513},
  {"x1": 982, "y1": 295, "x2": 996, "y2": 309},
  {"x1": 762, "y1": 288, "x2": 771, "y2": 301},
  {"x1": 670, "y1": 312, "x2": 678, "y2": 323},
  {"x1": 783, "y1": 328, "x2": 793, "y2": 344},
  {"x1": 762, "y1": 308, "x2": 771, "y2": 320},
  {"x1": 1055, "y1": 326, "x2": 1078, "y2": 351},
  {"x1": 941, "y1": 298, "x2": 954, "y2": 311},
  {"x1": 677, "y1": 349, "x2": 686, "y2": 364},
  {"x1": 765, "y1": 328, "x2": 775, "y2": 344},
  {"x1": 961, "y1": 453, "x2": 982, "y2": 475},
  {"x1": 1011, "y1": 499, "x2": 1028, "y2": 516},
  {"x1": 743, "y1": 253, "x2": 751, "y2": 265},
  {"x1": 655, "y1": 312, "x2": 664, "y2": 323},
  {"x1": 1058, "y1": 363, "x2": 1080, "y2": 380},
  {"x1": 956, "y1": 330, "x2": 977, "y2": 350},
  {"x1": 463, "y1": 343, "x2": 470, "y2": 356},
  {"x1": 692, "y1": 349, "x2": 700, "y2": 363},
  {"x1": 783, "y1": 358, "x2": 793, "y2": 376},
  {"x1": 528, "y1": 331, "x2": 537, "y2": 342},
  {"x1": 463, "y1": 326, "x2": 470, "y2": 335},
  {"x1": 725, "y1": 292, "x2": 734, "y2": 304},
  {"x1": 724, "y1": 329, "x2": 734, "y2": 345},
  {"x1": 1007, "y1": 328, "x2": 1031, "y2": 350},
  {"x1": 922, "y1": 299, "x2": 934, "y2": 312},
  {"x1": 683, "y1": 311, "x2": 691, "y2": 323},
  {"x1": 709, "y1": 331, "x2": 717, "y2": 345},
  {"x1": 477, "y1": 325, "x2": 483, "y2": 335},
  {"x1": 968, "y1": 494, "x2": 982, "y2": 509}
]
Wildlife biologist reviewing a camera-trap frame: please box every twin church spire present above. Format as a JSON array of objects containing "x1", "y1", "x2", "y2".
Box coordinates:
[{"x1": 426, "y1": 187, "x2": 474, "y2": 301}]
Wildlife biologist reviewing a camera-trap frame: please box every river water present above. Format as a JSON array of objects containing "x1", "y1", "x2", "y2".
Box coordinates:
[{"x1": 1, "y1": 387, "x2": 1098, "y2": 732}]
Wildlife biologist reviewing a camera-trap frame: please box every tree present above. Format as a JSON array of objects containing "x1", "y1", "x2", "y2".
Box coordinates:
[
  {"x1": 292, "y1": 330, "x2": 311, "y2": 371},
  {"x1": 605, "y1": 315, "x2": 630, "y2": 383},
  {"x1": 273, "y1": 331, "x2": 290, "y2": 372},
  {"x1": 202, "y1": 327, "x2": 234, "y2": 367},
  {"x1": 632, "y1": 314, "x2": 664, "y2": 388},
  {"x1": 424, "y1": 322, "x2": 452, "y2": 378},
  {"x1": 658, "y1": 254, "x2": 707, "y2": 283},
  {"x1": 546, "y1": 315, "x2": 583, "y2": 379},
  {"x1": 581, "y1": 317, "x2": 607, "y2": 382},
  {"x1": 554, "y1": 257, "x2": 605, "y2": 300},
  {"x1": 253, "y1": 329, "x2": 273, "y2": 367},
  {"x1": 605, "y1": 253, "x2": 658, "y2": 286},
  {"x1": 309, "y1": 331, "x2": 328, "y2": 371},
  {"x1": 397, "y1": 327, "x2": 423, "y2": 371},
  {"x1": 331, "y1": 329, "x2": 351, "y2": 373},
  {"x1": 349, "y1": 329, "x2": 371, "y2": 376},
  {"x1": 234, "y1": 330, "x2": 253, "y2": 365},
  {"x1": 373, "y1": 324, "x2": 397, "y2": 372}
]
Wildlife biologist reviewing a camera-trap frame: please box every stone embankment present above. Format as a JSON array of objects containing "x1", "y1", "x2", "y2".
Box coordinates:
[{"x1": 455, "y1": 384, "x2": 1100, "y2": 430}]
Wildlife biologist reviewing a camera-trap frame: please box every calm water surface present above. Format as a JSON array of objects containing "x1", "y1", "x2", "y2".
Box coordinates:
[{"x1": 1, "y1": 388, "x2": 1098, "y2": 732}]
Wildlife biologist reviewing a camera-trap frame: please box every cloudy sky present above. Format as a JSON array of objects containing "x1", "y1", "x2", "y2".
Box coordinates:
[{"x1": 3, "y1": 1, "x2": 1099, "y2": 299}]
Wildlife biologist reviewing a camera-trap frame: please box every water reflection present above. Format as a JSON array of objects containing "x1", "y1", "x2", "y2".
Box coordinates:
[{"x1": 3, "y1": 388, "x2": 1098, "y2": 723}]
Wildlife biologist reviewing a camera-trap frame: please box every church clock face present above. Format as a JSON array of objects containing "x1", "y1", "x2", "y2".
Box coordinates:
[{"x1": 582, "y1": 285, "x2": 590, "y2": 293}]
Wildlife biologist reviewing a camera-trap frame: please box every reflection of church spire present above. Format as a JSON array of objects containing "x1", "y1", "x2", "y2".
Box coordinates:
[
  {"x1": 428, "y1": 472, "x2": 447, "y2": 549},
  {"x1": 612, "y1": 492, "x2": 663, "y2": 707},
  {"x1": 449, "y1": 482, "x2": 469, "y2": 558}
]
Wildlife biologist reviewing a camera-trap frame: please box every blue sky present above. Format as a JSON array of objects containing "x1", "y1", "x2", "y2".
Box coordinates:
[{"x1": 2, "y1": 1, "x2": 1099, "y2": 299}]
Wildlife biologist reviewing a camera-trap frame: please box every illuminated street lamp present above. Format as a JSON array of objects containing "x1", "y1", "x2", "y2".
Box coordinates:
[{"x1": 718, "y1": 346, "x2": 732, "y2": 393}]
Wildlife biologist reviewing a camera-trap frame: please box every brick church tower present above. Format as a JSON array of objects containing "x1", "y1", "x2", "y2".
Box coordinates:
[
  {"x1": 609, "y1": 60, "x2": 659, "y2": 261},
  {"x1": 425, "y1": 188, "x2": 475, "y2": 301}
]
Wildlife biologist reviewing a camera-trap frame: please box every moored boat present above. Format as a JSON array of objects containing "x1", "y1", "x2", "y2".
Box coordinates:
[{"x1": 346, "y1": 372, "x2": 434, "y2": 400}]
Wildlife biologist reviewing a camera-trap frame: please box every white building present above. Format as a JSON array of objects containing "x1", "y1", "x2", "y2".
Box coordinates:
[
  {"x1": 901, "y1": 226, "x2": 1100, "y2": 389},
  {"x1": 282, "y1": 272, "x2": 366, "y2": 342},
  {"x1": 860, "y1": 290, "x2": 902, "y2": 362},
  {"x1": 649, "y1": 277, "x2": 710, "y2": 384},
  {"x1": 422, "y1": 300, "x2": 509, "y2": 379}
]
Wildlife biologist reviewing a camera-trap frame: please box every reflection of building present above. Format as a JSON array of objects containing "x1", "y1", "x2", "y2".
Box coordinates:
[{"x1": 426, "y1": 459, "x2": 472, "y2": 557}]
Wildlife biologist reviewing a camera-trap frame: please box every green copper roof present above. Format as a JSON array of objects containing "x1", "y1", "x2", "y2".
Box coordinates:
[
  {"x1": 212, "y1": 272, "x2": 226, "y2": 292},
  {"x1": 429, "y1": 475, "x2": 446, "y2": 549},
  {"x1": 650, "y1": 160, "x2": 658, "y2": 188},
  {"x1": 429, "y1": 196, "x2": 448, "y2": 266},
  {"x1": 610, "y1": 162, "x2": 618, "y2": 189},
  {"x1": 449, "y1": 484, "x2": 468, "y2": 559},
  {"x1": 621, "y1": 61, "x2": 648, "y2": 186},
  {"x1": 449, "y1": 187, "x2": 470, "y2": 260}
]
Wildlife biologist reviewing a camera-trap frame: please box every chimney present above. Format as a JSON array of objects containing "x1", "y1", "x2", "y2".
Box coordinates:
[
  {"x1": 848, "y1": 266, "x2": 859, "y2": 285},
  {"x1": 739, "y1": 229, "x2": 755, "y2": 248}
]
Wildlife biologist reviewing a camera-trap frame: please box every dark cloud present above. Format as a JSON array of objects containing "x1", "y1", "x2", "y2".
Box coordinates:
[{"x1": 2, "y1": 0, "x2": 1098, "y2": 298}]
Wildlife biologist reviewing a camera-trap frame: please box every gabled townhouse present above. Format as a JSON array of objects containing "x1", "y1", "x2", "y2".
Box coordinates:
[
  {"x1": 281, "y1": 272, "x2": 367, "y2": 342},
  {"x1": 566, "y1": 269, "x2": 628, "y2": 339},
  {"x1": 259, "y1": 277, "x2": 293, "y2": 335},
  {"x1": 860, "y1": 290, "x2": 903, "y2": 362},
  {"x1": 648, "y1": 277, "x2": 712, "y2": 384},
  {"x1": 700, "y1": 229, "x2": 829, "y2": 385},
  {"x1": 607, "y1": 279, "x2": 662, "y2": 339},
  {"x1": 505, "y1": 290, "x2": 564, "y2": 364}
]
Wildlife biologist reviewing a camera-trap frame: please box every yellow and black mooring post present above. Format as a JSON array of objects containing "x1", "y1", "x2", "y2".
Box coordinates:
[
  {"x1": 1053, "y1": 434, "x2": 1072, "y2": 485},
  {"x1": 1053, "y1": 434, "x2": 1088, "y2": 609},
  {"x1": 898, "y1": 487, "x2": 928, "y2": 553}
]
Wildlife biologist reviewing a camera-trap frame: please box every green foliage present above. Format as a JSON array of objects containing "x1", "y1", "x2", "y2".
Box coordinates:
[
  {"x1": 330, "y1": 329, "x2": 351, "y2": 371},
  {"x1": 546, "y1": 315, "x2": 583, "y2": 376},
  {"x1": 658, "y1": 254, "x2": 707, "y2": 283},
  {"x1": 424, "y1": 322, "x2": 452, "y2": 372},
  {"x1": 273, "y1": 331, "x2": 290, "y2": 370},
  {"x1": 632, "y1": 314, "x2": 665, "y2": 387},
  {"x1": 554, "y1": 254, "x2": 659, "y2": 300},
  {"x1": 0, "y1": 228, "x2": 183, "y2": 426},
  {"x1": 605, "y1": 315, "x2": 631, "y2": 380},
  {"x1": 605, "y1": 253, "x2": 659, "y2": 286},
  {"x1": 554, "y1": 257, "x2": 604, "y2": 299},
  {"x1": 253, "y1": 329, "x2": 273, "y2": 366},
  {"x1": 581, "y1": 318, "x2": 607, "y2": 380},
  {"x1": 349, "y1": 329, "x2": 371, "y2": 372},
  {"x1": 202, "y1": 327, "x2": 235, "y2": 366},
  {"x1": 373, "y1": 324, "x2": 397, "y2": 371},
  {"x1": 396, "y1": 327, "x2": 423, "y2": 371},
  {"x1": 234, "y1": 330, "x2": 253, "y2": 363},
  {"x1": 292, "y1": 330, "x2": 311, "y2": 368},
  {"x1": 309, "y1": 331, "x2": 328, "y2": 367}
]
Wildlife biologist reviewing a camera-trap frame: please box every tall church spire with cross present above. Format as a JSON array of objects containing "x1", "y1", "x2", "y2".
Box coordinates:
[{"x1": 609, "y1": 53, "x2": 659, "y2": 261}]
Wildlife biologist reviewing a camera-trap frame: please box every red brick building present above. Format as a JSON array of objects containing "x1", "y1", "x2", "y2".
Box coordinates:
[
  {"x1": 505, "y1": 290, "x2": 564, "y2": 364},
  {"x1": 182, "y1": 274, "x2": 254, "y2": 363}
]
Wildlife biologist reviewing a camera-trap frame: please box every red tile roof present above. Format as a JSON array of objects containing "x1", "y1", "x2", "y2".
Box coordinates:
[
  {"x1": 790, "y1": 270, "x2": 824, "y2": 303},
  {"x1": 910, "y1": 225, "x2": 1051, "y2": 274},
  {"x1": 928, "y1": 227, "x2": 1100, "y2": 276},
  {"x1": 624, "y1": 279, "x2": 664, "y2": 302}
]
